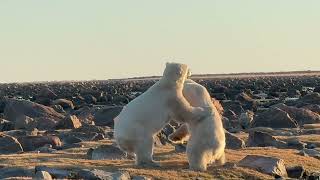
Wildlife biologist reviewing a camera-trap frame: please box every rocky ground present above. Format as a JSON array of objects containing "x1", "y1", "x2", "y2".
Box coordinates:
[{"x1": 0, "y1": 72, "x2": 320, "y2": 179}]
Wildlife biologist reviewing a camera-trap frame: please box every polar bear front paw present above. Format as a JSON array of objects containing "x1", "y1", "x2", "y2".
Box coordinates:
[{"x1": 192, "y1": 106, "x2": 213, "y2": 122}]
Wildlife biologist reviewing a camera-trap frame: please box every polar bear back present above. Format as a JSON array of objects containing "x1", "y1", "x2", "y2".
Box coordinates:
[{"x1": 114, "y1": 81, "x2": 173, "y2": 138}]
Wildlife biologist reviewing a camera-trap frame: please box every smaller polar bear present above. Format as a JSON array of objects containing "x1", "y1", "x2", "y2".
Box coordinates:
[
  {"x1": 169, "y1": 79, "x2": 226, "y2": 171},
  {"x1": 114, "y1": 63, "x2": 209, "y2": 167}
]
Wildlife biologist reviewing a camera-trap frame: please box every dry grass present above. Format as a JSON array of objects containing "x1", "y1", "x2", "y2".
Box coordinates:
[{"x1": 1, "y1": 139, "x2": 319, "y2": 180}]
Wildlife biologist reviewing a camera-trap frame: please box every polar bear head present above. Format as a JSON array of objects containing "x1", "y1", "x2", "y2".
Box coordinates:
[{"x1": 162, "y1": 62, "x2": 189, "y2": 85}]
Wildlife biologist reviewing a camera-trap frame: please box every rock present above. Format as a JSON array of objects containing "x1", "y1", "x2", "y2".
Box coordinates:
[
  {"x1": 247, "y1": 131, "x2": 287, "y2": 148},
  {"x1": 38, "y1": 87, "x2": 58, "y2": 99},
  {"x1": 0, "y1": 118, "x2": 14, "y2": 131},
  {"x1": 212, "y1": 93, "x2": 227, "y2": 100},
  {"x1": 298, "y1": 92, "x2": 320, "y2": 105},
  {"x1": 91, "y1": 133, "x2": 105, "y2": 141},
  {"x1": 175, "y1": 144, "x2": 187, "y2": 153},
  {"x1": 302, "y1": 104, "x2": 320, "y2": 114},
  {"x1": 225, "y1": 131, "x2": 245, "y2": 149},
  {"x1": 308, "y1": 172, "x2": 320, "y2": 180},
  {"x1": 4, "y1": 98, "x2": 64, "y2": 122},
  {"x1": 286, "y1": 166, "x2": 306, "y2": 179},
  {"x1": 52, "y1": 99, "x2": 74, "y2": 110},
  {"x1": 78, "y1": 169, "x2": 130, "y2": 180},
  {"x1": 132, "y1": 175, "x2": 152, "y2": 180},
  {"x1": 17, "y1": 136, "x2": 62, "y2": 151},
  {"x1": 93, "y1": 106, "x2": 123, "y2": 127},
  {"x1": 33, "y1": 117, "x2": 59, "y2": 131},
  {"x1": 35, "y1": 144, "x2": 57, "y2": 153},
  {"x1": 72, "y1": 124, "x2": 108, "y2": 135},
  {"x1": 238, "y1": 155, "x2": 288, "y2": 177},
  {"x1": 51, "y1": 105, "x2": 66, "y2": 114},
  {"x1": 239, "y1": 111, "x2": 253, "y2": 129},
  {"x1": 299, "y1": 149, "x2": 320, "y2": 159},
  {"x1": 62, "y1": 135, "x2": 83, "y2": 144},
  {"x1": 27, "y1": 128, "x2": 39, "y2": 136},
  {"x1": 87, "y1": 144, "x2": 126, "y2": 160},
  {"x1": 33, "y1": 171, "x2": 53, "y2": 180},
  {"x1": 273, "y1": 103, "x2": 320, "y2": 125},
  {"x1": 286, "y1": 138, "x2": 307, "y2": 150},
  {"x1": 14, "y1": 115, "x2": 36, "y2": 130},
  {"x1": 306, "y1": 143, "x2": 317, "y2": 149},
  {"x1": 0, "y1": 133, "x2": 24, "y2": 154},
  {"x1": 0, "y1": 167, "x2": 33, "y2": 179},
  {"x1": 56, "y1": 115, "x2": 82, "y2": 129},
  {"x1": 251, "y1": 107, "x2": 299, "y2": 128},
  {"x1": 35, "y1": 166, "x2": 71, "y2": 179}
]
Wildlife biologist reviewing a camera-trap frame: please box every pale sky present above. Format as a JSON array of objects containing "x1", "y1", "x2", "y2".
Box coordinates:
[{"x1": 0, "y1": 1, "x2": 319, "y2": 83}]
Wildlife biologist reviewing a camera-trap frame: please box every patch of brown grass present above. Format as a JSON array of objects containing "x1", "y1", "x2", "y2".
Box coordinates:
[{"x1": 0, "y1": 140, "x2": 319, "y2": 180}]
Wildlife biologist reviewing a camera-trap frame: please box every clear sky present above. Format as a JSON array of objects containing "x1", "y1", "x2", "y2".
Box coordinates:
[{"x1": 0, "y1": 1, "x2": 319, "y2": 83}]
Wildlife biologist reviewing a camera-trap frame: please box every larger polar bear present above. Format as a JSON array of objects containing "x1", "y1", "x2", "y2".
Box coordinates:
[
  {"x1": 169, "y1": 79, "x2": 226, "y2": 171},
  {"x1": 114, "y1": 63, "x2": 209, "y2": 167}
]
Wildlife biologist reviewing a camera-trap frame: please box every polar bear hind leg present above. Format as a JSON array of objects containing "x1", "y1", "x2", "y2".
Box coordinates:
[
  {"x1": 135, "y1": 136, "x2": 160, "y2": 167},
  {"x1": 187, "y1": 148, "x2": 210, "y2": 171}
]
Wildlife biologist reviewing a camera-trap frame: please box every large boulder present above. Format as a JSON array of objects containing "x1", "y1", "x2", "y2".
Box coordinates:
[
  {"x1": 56, "y1": 115, "x2": 82, "y2": 129},
  {"x1": 14, "y1": 115, "x2": 36, "y2": 130},
  {"x1": 93, "y1": 106, "x2": 123, "y2": 127},
  {"x1": 298, "y1": 92, "x2": 320, "y2": 105},
  {"x1": 273, "y1": 103, "x2": 320, "y2": 125},
  {"x1": 78, "y1": 169, "x2": 130, "y2": 180},
  {"x1": 251, "y1": 107, "x2": 299, "y2": 128},
  {"x1": 0, "y1": 118, "x2": 14, "y2": 132},
  {"x1": 87, "y1": 144, "x2": 126, "y2": 160},
  {"x1": 247, "y1": 131, "x2": 287, "y2": 148},
  {"x1": 17, "y1": 135, "x2": 62, "y2": 151},
  {"x1": 239, "y1": 155, "x2": 288, "y2": 177},
  {"x1": 52, "y1": 99, "x2": 75, "y2": 110},
  {"x1": 225, "y1": 131, "x2": 245, "y2": 149},
  {"x1": 0, "y1": 167, "x2": 33, "y2": 179},
  {"x1": 0, "y1": 133, "x2": 24, "y2": 154},
  {"x1": 3, "y1": 98, "x2": 64, "y2": 122}
]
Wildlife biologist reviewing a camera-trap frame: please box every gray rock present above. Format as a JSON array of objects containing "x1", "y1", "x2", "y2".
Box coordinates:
[
  {"x1": 273, "y1": 103, "x2": 320, "y2": 125},
  {"x1": 175, "y1": 144, "x2": 186, "y2": 153},
  {"x1": 251, "y1": 107, "x2": 299, "y2": 128},
  {"x1": 225, "y1": 131, "x2": 245, "y2": 149},
  {"x1": 247, "y1": 131, "x2": 287, "y2": 148},
  {"x1": 87, "y1": 144, "x2": 126, "y2": 160},
  {"x1": 286, "y1": 166, "x2": 306, "y2": 179},
  {"x1": 35, "y1": 166, "x2": 71, "y2": 179},
  {"x1": 93, "y1": 106, "x2": 123, "y2": 127},
  {"x1": 52, "y1": 99, "x2": 75, "y2": 110},
  {"x1": 33, "y1": 171, "x2": 53, "y2": 180},
  {"x1": 132, "y1": 175, "x2": 152, "y2": 180},
  {"x1": 78, "y1": 169, "x2": 130, "y2": 180},
  {"x1": 0, "y1": 118, "x2": 14, "y2": 132},
  {"x1": 0, "y1": 167, "x2": 33, "y2": 179},
  {"x1": 3, "y1": 98, "x2": 64, "y2": 122},
  {"x1": 238, "y1": 155, "x2": 288, "y2": 177},
  {"x1": 0, "y1": 133, "x2": 24, "y2": 154},
  {"x1": 299, "y1": 149, "x2": 320, "y2": 159},
  {"x1": 17, "y1": 135, "x2": 62, "y2": 151},
  {"x1": 286, "y1": 138, "x2": 307, "y2": 150},
  {"x1": 14, "y1": 115, "x2": 37, "y2": 130},
  {"x1": 56, "y1": 115, "x2": 82, "y2": 129}
]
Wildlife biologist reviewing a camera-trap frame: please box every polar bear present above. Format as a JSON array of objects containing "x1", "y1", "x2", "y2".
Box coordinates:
[
  {"x1": 169, "y1": 79, "x2": 226, "y2": 171},
  {"x1": 114, "y1": 63, "x2": 209, "y2": 167}
]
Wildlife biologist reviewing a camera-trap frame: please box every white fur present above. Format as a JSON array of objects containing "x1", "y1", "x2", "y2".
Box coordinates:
[
  {"x1": 114, "y1": 63, "x2": 207, "y2": 167},
  {"x1": 182, "y1": 79, "x2": 226, "y2": 171}
]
